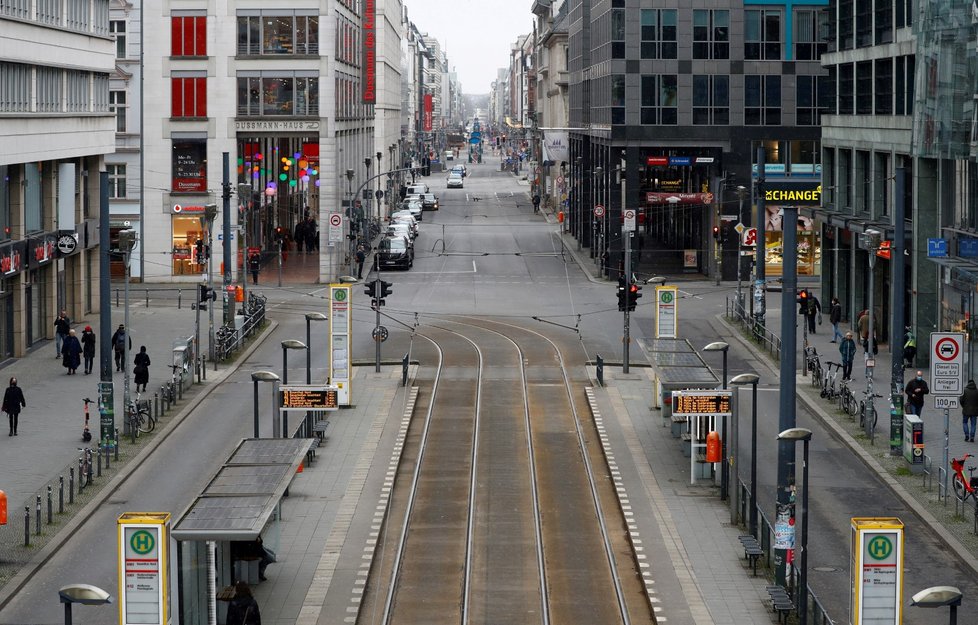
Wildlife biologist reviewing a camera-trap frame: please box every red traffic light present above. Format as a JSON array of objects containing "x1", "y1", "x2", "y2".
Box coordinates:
[{"x1": 712, "y1": 226, "x2": 720, "y2": 239}]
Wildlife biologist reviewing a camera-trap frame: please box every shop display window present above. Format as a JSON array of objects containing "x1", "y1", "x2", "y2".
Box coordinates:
[
  {"x1": 763, "y1": 205, "x2": 821, "y2": 276},
  {"x1": 172, "y1": 217, "x2": 207, "y2": 276}
]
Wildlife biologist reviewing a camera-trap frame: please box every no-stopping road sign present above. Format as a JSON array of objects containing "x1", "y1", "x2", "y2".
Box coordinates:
[{"x1": 930, "y1": 332, "x2": 965, "y2": 395}]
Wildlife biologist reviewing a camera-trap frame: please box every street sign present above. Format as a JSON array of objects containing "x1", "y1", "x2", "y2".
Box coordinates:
[
  {"x1": 930, "y1": 332, "x2": 965, "y2": 395},
  {"x1": 372, "y1": 326, "x2": 389, "y2": 342},
  {"x1": 118, "y1": 513, "x2": 171, "y2": 625},
  {"x1": 623, "y1": 209, "x2": 636, "y2": 232},
  {"x1": 742, "y1": 227, "x2": 757, "y2": 246},
  {"x1": 593, "y1": 204, "x2": 605, "y2": 218},
  {"x1": 557, "y1": 176, "x2": 564, "y2": 184},
  {"x1": 851, "y1": 518, "x2": 904, "y2": 625},
  {"x1": 935, "y1": 396, "x2": 959, "y2": 409},
  {"x1": 655, "y1": 285, "x2": 679, "y2": 338},
  {"x1": 216, "y1": 233, "x2": 234, "y2": 241},
  {"x1": 328, "y1": 212, "x2": 343, "y2": 244},
  {"x1": 733, "y1": 222, "x2": 746, "y2": 234},
  {"x1": 278, "y1": 385, "x2": 339, "y2": 411},
  {"x1": 927, "y1": 238, "x2": 948, "y2": 257}
]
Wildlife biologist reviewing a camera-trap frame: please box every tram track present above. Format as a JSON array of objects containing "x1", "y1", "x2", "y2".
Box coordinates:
[{"x1": 357, "y1": 316, "x2": 656, "y2": 625}]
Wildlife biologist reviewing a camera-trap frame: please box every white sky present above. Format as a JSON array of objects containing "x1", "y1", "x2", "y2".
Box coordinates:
[{"x1": 404, "y1": 0, "x2": 536, "y2": 95}]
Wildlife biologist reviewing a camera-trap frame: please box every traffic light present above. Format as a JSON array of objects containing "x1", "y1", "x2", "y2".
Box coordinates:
[
  {"x1": 195, "y1": 284, "x2": 216, "y2": 311},
  {"x1": 364, "y1": 281, "x2": 378, "y2": 299},
  {"x1": 379, "y1": 280, "x2": 393, "y2": 304},
  {"x1": 712, "y1": 225, "x2": 720, "y2": 240},
  {"x1": 627, "y1": 283, "x2": 642, "y2": 311},
  {"x1": 617, "y1": 277, "x2": 627, "y2": 312},
  {"x1": 798, "y1": 289, "x2": 809, "y2": 314}
]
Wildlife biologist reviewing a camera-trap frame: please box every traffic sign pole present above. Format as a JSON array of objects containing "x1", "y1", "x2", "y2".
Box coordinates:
[{"x1": 931, "y1": 331, "x2": 965, "y2": 498}]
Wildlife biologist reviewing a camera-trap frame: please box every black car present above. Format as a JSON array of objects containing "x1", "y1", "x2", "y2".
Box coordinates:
[
  {"x1": 421, "y1": 193, "x2": 439, "y2": 211},
  {"x1": 374, "y1": 235, "x2": 414, "y2": 270}
]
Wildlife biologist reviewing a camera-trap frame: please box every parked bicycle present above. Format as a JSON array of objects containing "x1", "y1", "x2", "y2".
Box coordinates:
[
  {"x1": 127, "y1": 390, "x2": 154, "y2": 436},
  {"x1": 859, "y1": 391, "x2": 884, "y2": 431},
  {"x1": 951, "y1": 453, "x2": 978, "y2": 532},
  {"x1": 805, "y1": 346, "x2": 821, "y2": 388},
  {"x1": 77, "y1": 446, "x2": 95, "y2": 489},
  {"x1": 838, "y1": 378, "x2": 859, "y2": 416},
  {"x1": 820, "y1": 362, "x2": 842, "y2": 400}
]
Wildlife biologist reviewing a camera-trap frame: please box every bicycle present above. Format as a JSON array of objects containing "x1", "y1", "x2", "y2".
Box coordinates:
[
  {"x1": 77, "y1": 446, "x2": 95, "y2": 489},
  {"x1": 952, "y1": 454, "x2": 978, "y2": 503},
  {"x1": 820, "y1": 362, "x2": 842, "y2": 400},
  {"x1": 805, "y1": 346, "x2": 821, "y2": 388},
  {"x1": 859, "y1": 392, "x2": 884, "y2": 430},
  {"x1": 838, "y1": 378, "x2": 859, "y2": 416},
  {"x1": 127, "y1": 390, "x2": 154, "y2": 435}
]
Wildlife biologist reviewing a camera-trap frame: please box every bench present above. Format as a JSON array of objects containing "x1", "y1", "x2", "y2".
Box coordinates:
[
  {"x1": 765, "y1": 586, "x2": 794, "y2": 623},
  {"x1": 738, "y1": 535, "x2": 764, "y2": 576}
]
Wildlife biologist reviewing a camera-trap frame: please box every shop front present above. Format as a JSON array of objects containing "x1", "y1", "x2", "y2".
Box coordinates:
[
  {"x1": 27, "y1": 235, "x2": 56, "y2": 348},
  {"x1": 0, "y1": 241, "x2": 25, "y2": 358},
  {"x1": 758, "y1": 181, "x2": 823, "y2": 278}
]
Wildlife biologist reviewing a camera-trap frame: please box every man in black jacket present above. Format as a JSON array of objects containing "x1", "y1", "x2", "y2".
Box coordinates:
[
  {"x1": 961, "y1": 380, "x2": 978, "y2": 442},
  {"x1": 829, "y1": 297, "x2": 843, "y2": 343},
  {"x1": 904, "y1": 371, "x2": 930, "y2": 417},
  {"x1": 54, "y1": 310, "x2": 70, "y2": 358}
]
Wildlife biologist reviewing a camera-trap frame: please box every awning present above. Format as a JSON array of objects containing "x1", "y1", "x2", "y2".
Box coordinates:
[
  {"x1": 927, "y1": 256, "x2": 978, "y2": 283},
  {"x1": 171, "y1": 438, "x2": 314, "y2": 541}
]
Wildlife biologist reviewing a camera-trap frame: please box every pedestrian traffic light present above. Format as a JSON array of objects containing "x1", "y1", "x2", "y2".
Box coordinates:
[
  {"x1": 798, "y1": 289, "x2": 809, "y2": 314},
  {"x1": 712, "y1": 225, "x2": 720, "y2": 240},
  {"x1": 195, "y1": 284, "x2": 216, "y2": 310},
  {"x1": 380, "y1": 280, "x2": 393, "y2": 300},
  {"x1": 617, "y1": 277, "x2": 627, "y2": 311},
  {"x1": 627, "y1": 283, "x2": 642, "y2": 311},
  {"x1": 364, "y1": 281, "x2": 378, "y2": 299}
]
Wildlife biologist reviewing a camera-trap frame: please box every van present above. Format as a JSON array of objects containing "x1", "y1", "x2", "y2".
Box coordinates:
[
  {"x1": 406, "y1": 183, "x2": 428, "y2": 195},
  {"x1": 444, "y1": 150, "x2": 455, "y2": 162}
]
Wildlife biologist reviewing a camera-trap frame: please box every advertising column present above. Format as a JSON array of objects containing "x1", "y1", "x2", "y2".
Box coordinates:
[{"x1": 329, "y1": 284, "x2": 352, "y2": 405}]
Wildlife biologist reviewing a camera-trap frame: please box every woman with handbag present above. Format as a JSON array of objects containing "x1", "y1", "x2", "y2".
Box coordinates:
[{"x1": 226, "y1": 581, "x2": 261, "y2": 625}]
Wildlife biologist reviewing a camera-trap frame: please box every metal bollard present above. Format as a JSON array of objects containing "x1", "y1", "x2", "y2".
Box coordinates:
[
  {"x1": 47, "y1": 486, "x2": 52, "y2": 524},
  {"x1": 97, "y1": 444, "x2": 103, "y2": 477},
  {"x1": 115, "y1": 288, "x2": 120, "y2": 308},
  {"x1": 154, "y1": 392, "x2": 159, "y2": 419},
  {"x1": 58, "y1": 476, "x2": 64, "y2": 514},
  {"x1": 145, "y1": 289, "x2": 149, "y2": 307},
  {"x1": 105, "y1": 441, "x2": 111, "y2": 470},
  {"x1": 87, "y1": 452, "x2": 94, "y2": 484},
  {"x1": 24, "y1": 506, "x2": 29, "y2": 546},
  {"x1": 202, "y1": 355, "x2": 207, "y2": 380},
  {"x1": 115, "y1": 429, "x2": 120, "y2": 461},
  {"x1": 402, "y1": 353, "x2": 409, "y2": 387},
  {"x1": 177, "y1": 288, "x2": 182, "y2": 309},
  {"x1": 178, "y1": 376, "x2": 183, "y2": 400},
  {"x1": 162, "y1": 386, "x2": 169, "y2": 412},
  {"x1": 35, "y1": 495, "x2": 41, "y2": 535},
  {"x1": 596, "y1": 354, "x2": 605, "y2": 387},
  {"x1": 69, "y1": 467, "x2": 75, "y2": 504}
]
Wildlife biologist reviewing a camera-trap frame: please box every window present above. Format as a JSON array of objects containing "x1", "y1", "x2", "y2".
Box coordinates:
[
  {"x1": 640, "y1": 9, "x2": 677, "y2": 59},
  {"x1": 336, "y1": 15, "x2": 358, "y2": 64},
  {"x1": 611, "y1": 9, "x2": 625, "y2": 59},
  {"x1": 895, "y1": 55, "x2": 914, "y2": 115},
  {"x1": 896, "y1": 0, "x2": 913, "y2": 28},
  {"x1": 693, "y1": 10, "x2": 729, "y2": 60},
  {"x1": 855, "y1": 0, "x2": 872, "y2": 47},
  {"x1": 790, "y1": 141, "x2": 820, "y2": 175},
  {"x1": 107, "y1": 164, "x2": 127, "y2": 199},
  {"x1": 171, "y1": 74, "x2": 207, "y2": 118},
  {"x1": 640, "y1": 75, "x2": 678, "y2": 125},
  {"x1": 875, "y1": 0, "x2": 893, "y2": 44},
  {"x1": 744, "y1": 75, "x2": 781, "y2": 125},
  {"x1": 110, "y1": 90, "x2": 127, "y2": 132},
  {"x1": 111, "y1": 20, "x2": 127, "y2": 59},
  {"x1": 66, "y1": 0, "x2": 89, "y2": 31},
  {"x1": 692, "y1": 75, "x2": 729, "y2": 125},
  {"x1": 38, "y1": 0, "x2": 62, "y2": 25},
  {"x1": 172, "y1": 139, "x2": 207, "y2": 193},
  {"x1": 172, "y1": 15, "x2": 207, "y2": 57},
  {"x1": 66, "y1": 70, "x2": 89, "y2": 113},
  {"x1": 824, "y1": 66, "x2": 837, "y2": 115},
  {"x1": 236, "y1": 73, "x2": 319, "y2": 117},
  {"x1": 238, "y1": 12, "x2": 321, "y2": 56},
  {"x1": 838, "y1": 0, "x2": 853, "y2": 49},
  {"x1": 745, "y1": 10, "x2": 781, "y2": 60},
  {"x1": 794, "y1": 10, "x2": 828, "y2": 61},
  {"x1": 36, "y1": 67, "x2": 62, "y2": 113},
  {"x1": 611, "y1": 74, "x2": 625, "y2": 124},
  {"x1": 838, "y1": 63, "x2": 854, "y2": 115},
  {"x1": 796, "y1": 76, "x2": 821, "y2": 125},
  {"x1": 874, "y1": 58, "x2": 892, "y2": 114},
  {"x1": 856, "y1": 61, "x2": 872, "y2": 114},
  {"x1": 0, "y1": 0, "x2": 29, "y2": 19},
  {"x1": 0, "y1": 62, "x2": 30, "y2": 112}
]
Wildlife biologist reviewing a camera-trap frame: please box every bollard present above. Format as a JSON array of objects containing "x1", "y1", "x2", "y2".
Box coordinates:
[
  {"x1": 596, "y1": 354, "x2": 605, "y2": 387},
  {"x1": 87, "y1": 451, "x2": 94, "y2": 484},
  {"x1": 58, "y1": 476, "x2": 64, "y2": 514},
  {"x1": 24, "y1": 506, "x2": 29, "y2": 546},
  {"x1": 46, "y1": 485, "x2": 52, "y2": 524},
  {"x1": 35, "y1": 495, "x2": 41, "y2": 535},
  {"x1": 202, "y1": 355, "x2": 207, "y2": 380},
  {"x1": 154, "y1": 392, "x2": 159, "y2": 419},
  {"x1": 115, "y1": 288, "x2": 120, "y2": 308},
  {"x1": 105, "y1": 441, "x2": 110, "y2": 470},
  {"x1": 69, "y1": 467, "x2": 75, "y2": 504},
  {"x1": 97, "y1": 444, "x2": 103, "y2": 477},
  {"x1": 177, "y1": 288, "x2": 182, "y2": 309},
  {"x1": 115, "y1": 429, "x2": 120, "y2": 461},
  {"x1": 402, "y1": 353, "x2": 409, "y2": 387},
  {"x1": 163, "y1": 386, "x2": 169, "y2": 413},
  {"x1": 178, "y1": 376, "x2": 183, "y2": 401},
  {"x1": 145, "y1": 288, "x2": 149, "y2": 307}
]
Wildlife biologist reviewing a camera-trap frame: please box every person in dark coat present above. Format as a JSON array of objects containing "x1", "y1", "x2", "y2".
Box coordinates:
[
  {"x1": 829, "y1": 297, "x2": 843, "y2": 343},
  {"x1": 905, "y1": 371, "x2": 930, "y2": 417},
  {"x1": 961, "y1": 380, "x2": 978, "y2": 442},
  {"x1": 3, "y1": 377, "x2": 26, "y2": 436},
  {"x1": 111, "y1": 324, "x2": 131, "y2": 372},
  {"x1": 81, "y1": 325, "x2": 96, "y2": 374},
  {"x1": 54, "y1": 310, "x2": 70, "y2": 357},
  {"x1": 293, "y1": 220, "x2": 306, "y2": 254},
  {"x1": 134, "y1": 346, "x2": 151, "y2": 392},
  {"x1": 225, "y1": 581, "x2": 261, "y2": 625},
  {"x1": 61, "y1": 328, "x2": 82, "y2": 375},
  {"x1": 804, "y1": 294, "x2": 821, "y2": 334},
  {"x1": 355, "y1": 244, "x2": 366, "y2": 280},
  {"x1": 249, "y1": 252, "x2": 261, "y2": 285},
  {"x1": 839, "y1": 331, "x2": 857, "y2": 381},
  {"x1": 305, "y1": 217, "x2": 318, "y2": 252}
]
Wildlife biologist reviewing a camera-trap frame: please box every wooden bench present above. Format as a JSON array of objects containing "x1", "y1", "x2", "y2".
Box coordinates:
[{"x1": 765, "y1": 586, "x2": 794, "y2": 623}]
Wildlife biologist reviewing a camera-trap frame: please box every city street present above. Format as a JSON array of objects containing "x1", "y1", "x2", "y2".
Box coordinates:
[{"x1": 0, "y1": 160, "x2": 974, "y2": 624}]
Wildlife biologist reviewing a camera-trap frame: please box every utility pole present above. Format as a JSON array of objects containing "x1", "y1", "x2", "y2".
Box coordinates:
[
  {"x1": 119, "y1": 229, "x2": 138, "y2": 434},
  {"x1": 775, "y1": 205, "x2": 798, "y2": 586},
  {"x1": 735, "y1": 186, "x2": 748, "y2": 312},
  {"x1": 98, "y1": 172, "x2": 114, "y2": 446},
  {"x1": 222, "y1": 153, "x2": 233, "y2": 323},
  {"x1": 202, "y1": 204, "x2": 218, "y2": 362},
  {"x1": 754, "y1": 148, "x2": 767, "y2": 331},
  {"x1": 620, "y1": 155, "x2": 632, "y2": 373},
  {"x1": 237, "y1": 183, "x2": 252, "y2": 305},
  {"x1": 890, "y1": 167, "x2": 907, "y2": 454}
]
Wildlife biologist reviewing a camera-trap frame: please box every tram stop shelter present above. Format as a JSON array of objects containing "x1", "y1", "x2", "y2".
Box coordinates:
[{"x1": 171, "y1": 437, "x2": 313, "y2": 625}]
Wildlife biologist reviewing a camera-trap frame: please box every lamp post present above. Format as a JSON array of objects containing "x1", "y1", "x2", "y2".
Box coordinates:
[
  {"x1": 202, "y1": 204, "x2": 219, "y2": 362},
  {"x1": 704, "y1": 341, "x2": 729, "y2": 500},
  {"x1": 58, "y1": 584, "x2": 112, "y2": 625},
  {"x1": 735, "y1": 185, "x2": 748, "y2": 313},
  {"x1": 376, "y1": 151, "x2": 383, "y2": 222},
  {"x1": 592, "y1": 166, "x2": 603, "y2": 264},
  {"x1": 281, "y1": 340, "x2": 308, "y2": 437},
  {"x1": 731, "y1": 373, "x2": 760, "y2": 536},
  {"x1": 911, "y1": 586, "x2": 963, "y2": 624},
  {"x1": 251, "y1": 371, "x2": 279, "y2": 438},
  {"x1": 363, "y1": 157, "x2": 372, "y2": 238},
  {"x1": 345, "y1": 168, "x2": 355, "y2": 268},
  {"x1": 237, "y1": 184, "x2": 252, "y2": 305},
  {"x1": 304, "y1": 312, "x2": 328, "y2": 436},
  {"x1": 118, "y1": 229, "x2": 138, "y2": 429},
  {"x1": 778, "y1": 427, "x2": 813, "y2": 625}
]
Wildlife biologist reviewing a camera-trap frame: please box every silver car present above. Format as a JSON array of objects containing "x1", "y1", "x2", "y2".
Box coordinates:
[{"x1": 386, "y1": 221, "x2": 415, "y2": 241}]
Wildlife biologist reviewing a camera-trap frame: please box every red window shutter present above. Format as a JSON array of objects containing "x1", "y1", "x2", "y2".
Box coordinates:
[
  {"x1": 183, "y1": 78, "x2": 194, "y2": 116},
  {"x1": 172, "y1": 17, "x2": 184, "y2": 56},
  {"x1": 171, "y1": 78, "x2": 184, "y2": 117},
  {"x1": 183, "y1": 18, "x2": 195, "y2": 57},
  {"x1": 195, "y1": 77, "x2": 207, "y2": 117},
  {"x1": 195, "y1": 16, "x2": 206, "y2": 56}
]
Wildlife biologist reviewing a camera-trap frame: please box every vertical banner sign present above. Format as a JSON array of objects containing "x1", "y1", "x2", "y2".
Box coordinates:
[
  {"x1": 361, "y1": 0, "x2": 376, "y2": 103},
  {"x1": 423, "y1": 94, "x2": 433, "y2": 132},
  {"x1": 118, "y1": 512, "x2": 171, "y2": 625},
  {"x1": 850, "y1": 517, "x2": 904, "y2": 625},
  {"x1": 655, "y1": 285, "x2": 679, "y2": 338},
  {"x1": 99, "y1": 382, "x2": 115, "y2": 446},
  {"x1": 329, "y1": 284, "x2": 352, "y2": 405}
]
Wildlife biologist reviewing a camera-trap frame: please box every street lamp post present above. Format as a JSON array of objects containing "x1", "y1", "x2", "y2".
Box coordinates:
[
  {"x1": 118, "y1": 229, "x2": 138, "y2": 430},
  {"x1": 202, "y1": 204, "x2": 219, "y2": 362},
  {"x1": 704, "y1": 341, "x2": 729, "y2": 500},
  {"x1": 251, "y1": 371, "x2": 279, "y2": 438},
  {"x1": 911, "y1": 586, "x2": 963, "y2": 625},
  {"x1": 345, "y1": 169, "x2": 355, "y2": 269},
  {"x1": 735, "y1": 185, "x2": 748, "y2": 312},
  {"x1": 281, "y1": 340, "x2": 308, "y2": 437},
  {"x1": 58, "y1": 584, "x2": 112, "y2": 625},
  {"x1": 778, "y1": 427, "x2": 813, "y2": 625},
  {"x1": 731, "y1": 373, "x2": 760, "y2": 534},
  {"x1": 305, "y1": 312, "x2": 328, "y2": 435}
]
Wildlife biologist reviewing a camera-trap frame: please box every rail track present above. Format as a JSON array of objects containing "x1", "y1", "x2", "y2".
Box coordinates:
[{"x1": 357, "y1": 316, "x2": 656, "y2": 625}]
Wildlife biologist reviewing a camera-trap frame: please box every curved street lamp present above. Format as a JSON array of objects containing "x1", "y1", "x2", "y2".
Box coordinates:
[
  {"x1": 59, "y1": 584, "x2": 112, "y2": 625},
  {"x1": 778, "y1": 427, "x2": 813, "y2": 625},
  {"x1": 731, "y1": 373, "x2": 760, "y2": 535},
  {"x1": 911, "y1": 586, "x2": 962, "y2": 624},
  {"x1": 704, "y1": 341, "x2": 730, "y2": 500},
  {"x1": 251, "y1": 370, "x2": 280, "y2": 438}
]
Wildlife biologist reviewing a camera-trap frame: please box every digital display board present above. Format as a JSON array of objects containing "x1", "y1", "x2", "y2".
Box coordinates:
[
  {"x1": 278, "y1": 385, "x2": 339, "y2": 411},
  {"x1": 671, "y1": 390, "x2": 732, "y2": 416}
]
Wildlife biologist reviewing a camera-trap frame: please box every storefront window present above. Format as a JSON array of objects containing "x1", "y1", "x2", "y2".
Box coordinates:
[
  {"x1": 236, "y1": 74, "x2": 318, "y2": 117},
  {"x1": 171, "y1": 217, "x2": 207, "y2": 276},
  {"x1": 763, "y1": 205, "x2": 821, "y2": 276}
]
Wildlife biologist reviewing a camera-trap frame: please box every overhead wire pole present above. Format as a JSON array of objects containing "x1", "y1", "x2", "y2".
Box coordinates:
[{"x1": 620, "y1": 155, "x2": 631, "y2": 373}]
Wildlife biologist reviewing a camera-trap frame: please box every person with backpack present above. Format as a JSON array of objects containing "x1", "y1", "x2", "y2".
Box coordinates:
[
  {"x1": 225, "y1": 581, "x2": 261, "y2": 625},
  {"x1": 134, "y1": 346, "x2": 151, "y2": 392},
  {"x1": 54, "y1": 310, "x2": 70, "y2": 358},
  {"x1": 111, "y1": 324, "x2": 131, "y2": 372},
  {"x1": 81, "y1": 325, "x2": 96, "y2": 375},
  {"x1": 805, "y1": 294, "x2": 821, "y2": 334},
  {"x1": 3, "y1": 377, "x2": 26, "y2": 436},
  {"x1": 903, "y1": 327, "x2": 917, "y2": 369}
]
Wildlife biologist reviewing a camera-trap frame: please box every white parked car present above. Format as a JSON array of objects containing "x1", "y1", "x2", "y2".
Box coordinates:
[
  {"x1": 447, "y1": 173, "x2": 464, "y2": 189},
  {"x1": 386, "y1": 221, "x2": 415, "y2": 241}
]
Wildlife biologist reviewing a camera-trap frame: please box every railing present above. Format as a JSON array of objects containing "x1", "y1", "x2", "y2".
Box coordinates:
[
  {"x1": 215, "y1": 294, "x2": 267, "y2": 361},
  {"x1": 725, "y1": 296, "x2": 782, "y2": 362}
]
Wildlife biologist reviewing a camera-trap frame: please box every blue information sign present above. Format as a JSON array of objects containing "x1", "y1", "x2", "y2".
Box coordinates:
[
  {"x1": 960, "y1": 238, "x2": 978, "y2": 258},
  {"x1": 927, "y1": 238, "x2": 948, "y2": 257}
]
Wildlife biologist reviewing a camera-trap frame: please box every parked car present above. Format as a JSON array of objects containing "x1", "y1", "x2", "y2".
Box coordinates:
[
  {"x1": 421, "y1": 193, "x2": 439, "y2": 211},
  {"x1": 390, "y1": 213, "x2": 419, "y2": 238},
  {"x1": 447, "y1": 173, "x2": 464, "y2": 189},
  {"x1": 399, "y1": 199, "x2": 423, "y2": 221},
  {"x1": 386, "y1": 221, "x2": 415, "y2": 241},
  {"x1": 444, "y1": 150, "x2": 455, "y2": 162},
  {"x1": 406, "y1": 183, "x2": 428, "y2": 195},
  {"x1": 374, "y1": 235, "x2": 414, "y2": 270}
]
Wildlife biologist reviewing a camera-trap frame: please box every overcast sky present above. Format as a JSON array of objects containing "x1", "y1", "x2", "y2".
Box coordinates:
[{"x1": 404, "y1": 0, "x2": 536, "y2": 95}]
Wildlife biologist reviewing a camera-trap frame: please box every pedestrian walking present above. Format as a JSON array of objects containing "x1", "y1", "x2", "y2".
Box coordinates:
[
  {"x1": 532, "y1": 193, "x2": 541, "y2": 213},
  {"x1": 226, "y1": 581, "x2": 261, "y2": 625},
  {"x1": 134, "y1": 346, "x2": 151, "y2": 393},
  {"x1": 81, "y1": 325, "x2": 96, "y2": 374},
  {"x1": 829, "y1": 296, "x2": 843, "y2": 342},
  {"x1": 857, "y1": 309, "x2": 879, "y2": 354},
  {"x1": 904, "y1": 371, "x2": 930, "y2": 417},
  {"x1": 305, "y1": 217, "x2": 318, "y2": 252},
  {"x1": 54, "y1": 310, "x2": 70, "y2": 357},
  {"x1": 111, "y1": 324, "x2": 131, "y2": 372},
  {"x1": 805, "y1": 294, "x2": 821, "y2": 334},
  {"x1": 294, "y1": 220, "x2": 306, "y2": 254},
  {"x1": 355, "y1": 244, "x2": 366, "y2": 280},
  {"x1": 960, "y1": 380, "x2": 978, "y2": 442},
  {"x1": 3, "y1": 377, "x2": 25, "y2": 436},
  {"x1": 61, "y1": 328, "x2": 82, "y2": 375},
  {"x1": 839, "y1": 331, "x2": 857, "y2": 381},
  {"x1": 903, "y1": 327, "x2": 917, "y2": 369},
  {"x1": 249, "y1": 252, "x2": 261, "y2": 285}
]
